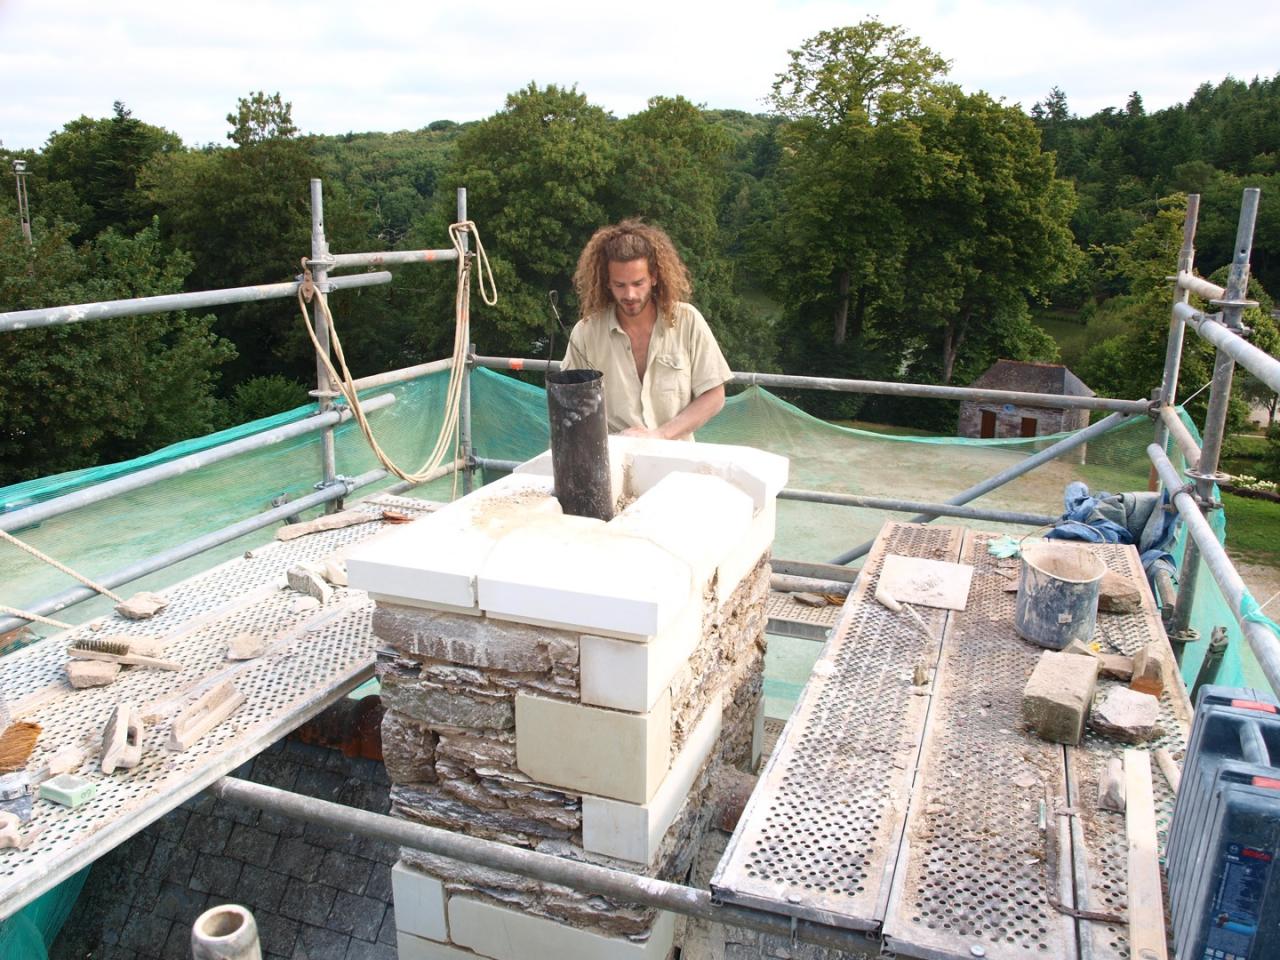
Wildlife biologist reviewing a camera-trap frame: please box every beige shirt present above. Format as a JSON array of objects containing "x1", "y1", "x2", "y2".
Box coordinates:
[{"x1": 561, "y1": 302, "x2": 732, "y2": 434}]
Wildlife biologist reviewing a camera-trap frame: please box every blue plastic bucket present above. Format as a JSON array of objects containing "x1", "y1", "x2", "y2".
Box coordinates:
[{"x1": 1014, "y1": 542, "x2": 1106, "y2": 649}]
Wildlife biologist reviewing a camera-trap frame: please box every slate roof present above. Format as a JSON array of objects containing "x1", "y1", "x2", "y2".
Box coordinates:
[
  {"x1": 52, "y1": 737, "x2": 397, "y2": 960},
  {"x1": 966, "y1": 359, "x2": 1094, "y2": 398}
]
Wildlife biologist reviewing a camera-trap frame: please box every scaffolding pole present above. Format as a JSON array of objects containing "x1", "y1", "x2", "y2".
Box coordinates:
[
  {"x1": 1154, "y1": 195, "x2": 1201, "y2": 454},
  {"x1": 0, "y1": 272, "x2": 391, "y2": 333},
  {"x1": 0, "y1": 395, "x2": 395, "y2": 535},
  {"x1": 1170, "y1": 188, "x2": 1261, "y2": 642},
  {"x1": 210, "y1": 776, "x2": 874, "y2": 954},
  {"x1": 0, "y1": 469, "x2": 387, "y2": 636},
  {"x1": 309, "y1": 179, "x2": 340, "y2": 511},
  {"x1": 830, "y1": 412, "x2": 1133, "y2": 565}
]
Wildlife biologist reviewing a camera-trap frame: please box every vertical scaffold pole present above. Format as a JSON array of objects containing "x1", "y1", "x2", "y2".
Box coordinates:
[
  {"x1": 1169, "y1": 188, "x2": 1261, "y2": 646},
  {"x1": 457, "y1": 187, "x2": 474, "y2": 496},
  {"x1": 1153, "y1": 194, "x2": 1200, "y2": 457},
  {"x1": 309, "y1": 178, "x2": 340, "y2": 511}
]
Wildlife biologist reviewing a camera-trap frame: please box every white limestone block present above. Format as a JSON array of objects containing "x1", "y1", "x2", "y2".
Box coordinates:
[
  {"x1": 478, "y1": 520, "x2": 694, "y2": 638},
  {"x1": 583, "y1": 696, "x2": 723, "y2": 864},
  {"x1": 580, "y1": 600, "x2": 702, "y2": 713},
  {"x1": 396, "y1": 931, "x2": 478, "y2": 960},
  {"x1": 515, "y1": 692, "x2": 672, "y2": 804},
  {"x1": 449, "y1": 895, "x2": 677, "y2": 960},
  {"x1": 715, "y1": 500, "x2": 777, "y2": 609},
  {"x1": 624, "y1": 440, "x2": 789, "y2": 514},
  {"x1": 609, "y1": 472, "x2": 754, "y2": 586},
  {"x1": 346, "y1": 474, "x2": 562, "y2": 609},
  {"x1": 392, "y1": 860, "x2": 449, "y2": 942}
]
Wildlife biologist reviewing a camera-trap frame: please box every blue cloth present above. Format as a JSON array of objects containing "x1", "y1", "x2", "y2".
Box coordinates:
[{"x1": 1046, "y1": 481, "x2": 1179, "y2": 589}]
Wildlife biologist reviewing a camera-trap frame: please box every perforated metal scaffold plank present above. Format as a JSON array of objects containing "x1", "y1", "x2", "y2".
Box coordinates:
[
  {"x1": 0, "y1": 497, "x2": 435, "y2": 919},
  {"x1": 1066, "y1": 543, "x2": 1191, "y2": 960},
  {"x1": 766, "y1": 591, "x2": 843, "y2": 640},
  {"x1": 882, "y1": 531, "x2": 1078, "y2": 960},
  {"x1": 712, "y1": 522, "x2": 965, "y2": 931}
]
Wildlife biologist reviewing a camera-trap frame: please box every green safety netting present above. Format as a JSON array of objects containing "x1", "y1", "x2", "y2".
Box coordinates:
[{"x1": 0, "y1": 367, "x2": 1262, "y2": 955}]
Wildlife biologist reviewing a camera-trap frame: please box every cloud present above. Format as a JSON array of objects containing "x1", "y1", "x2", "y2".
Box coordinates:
[{"x1": 2, "y1": 0, "x2": 1277, "y2": 149}]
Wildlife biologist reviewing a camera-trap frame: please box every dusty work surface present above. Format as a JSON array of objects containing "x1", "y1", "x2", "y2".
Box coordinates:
[
  {"x1": 713, "y1": 521, "x2": 1190, "y2": 960},
  {"x1": 0, "y1": 494, "x2": 435, "y2": 920}
]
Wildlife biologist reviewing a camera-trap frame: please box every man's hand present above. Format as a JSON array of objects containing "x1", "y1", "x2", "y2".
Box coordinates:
[{"x1": 620, "y1": 384, "x2": 727, "y2": 441}]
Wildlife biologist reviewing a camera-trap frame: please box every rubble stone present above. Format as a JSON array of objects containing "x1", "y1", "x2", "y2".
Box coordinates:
[
  {"x1": 1098, "y1": 570, "x2": 1143, "y2": 614},
  {"x1": 287, "y1": 565, "x2": 332, "y2": 605},
  {"x1": 114, "y1": 591, "x2": 168, "y2": 620},
  {"x1": 1090, "y1": 686, "x2": 1160, "y2": 743},
  {"x1": 66, "y1": 659, "x2": 121, "y2": 688}
]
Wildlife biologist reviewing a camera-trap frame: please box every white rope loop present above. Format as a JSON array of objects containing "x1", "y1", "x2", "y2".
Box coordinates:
[{"x1": 297, "y1": 221, "x2": 498, "y2": 485}]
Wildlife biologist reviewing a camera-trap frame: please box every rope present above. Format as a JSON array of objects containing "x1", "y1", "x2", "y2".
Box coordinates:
[
  {"x1": 0, "y1": 529, "x2": 125, "y2": 603},
  {"x1": 0, "y1": 603, "x2": 73, "y2": 630},
  {"x1": 298, "y1": 221, "x2": 497, "y2": 485}
]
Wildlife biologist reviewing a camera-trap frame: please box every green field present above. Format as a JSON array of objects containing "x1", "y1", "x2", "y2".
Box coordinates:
[
  {"x1": 1222, "y1": 491, "x2": 1280, "y2": 564},
  {"x1": 1032, "y1": 310, "x2": 1131, "y2": 370}
]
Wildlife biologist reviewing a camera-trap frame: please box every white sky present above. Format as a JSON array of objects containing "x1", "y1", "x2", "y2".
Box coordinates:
[{"x1": 2, "y1": 0, "x2": 1278, "y2": 151}]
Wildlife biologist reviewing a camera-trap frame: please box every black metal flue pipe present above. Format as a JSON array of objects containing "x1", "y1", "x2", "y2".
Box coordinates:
[{"x1": 546, "y1": 369, "x2": 614, "y2": 521}]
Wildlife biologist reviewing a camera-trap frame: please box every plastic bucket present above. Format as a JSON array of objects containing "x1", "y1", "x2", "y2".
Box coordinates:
[{"x1": 1014, "y1": 542, "x2": 1107, "y2": 650}]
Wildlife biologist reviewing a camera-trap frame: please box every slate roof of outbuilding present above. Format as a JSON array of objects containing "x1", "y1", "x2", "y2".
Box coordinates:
[{"x1": 967, "y1": 359, "x2": 1095, "y2": 398}]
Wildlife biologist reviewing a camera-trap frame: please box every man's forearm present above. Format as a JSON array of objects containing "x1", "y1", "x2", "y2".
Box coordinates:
[{"x1": 656, "y1": 384, "x2": 726, "y2": 440}]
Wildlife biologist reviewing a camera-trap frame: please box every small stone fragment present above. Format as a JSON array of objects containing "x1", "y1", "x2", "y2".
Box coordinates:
[
  {"x1": 912, "y1": 661, "x2": 929, "y2": 686},
  {"x1": 226, "y1": 632, "x2": 268, "y2": 660},
  {"x1": 791, "y1": 592, "x2": 826, "y2": 607},
  {"x1": 1098, "y1": 755, "x2": 1126, "y2": 811},
  {"x1": 66, "y1": 659, "x2": 121, "y2": 689},
  {"x1": 124, "y1": 635, "x2": 167, "y2": 658},
  {"x1": 291, "y1": 596, "x2": 321, "y2": 614},
  {"x1": 287, "y1": 565, "x2": 332, "y2": 605},
  {"x1": 322, "y1": 557, "x2": 348, "y2": 587},
  {"x1": 1023, "y1": 650, "x2": 1099, "y2": 746},
  {"x1": 1098, "y1": 571, "x2": 1143, "y2": 614},
  {"x1": 275, "y1": 509, "x2": 373, "y2": 542},
  {"x1": 114, "y1": 591, "x2": 168, "y2": 620},
  {"x1": 1129, "y1": 643, "x2": 1165, "y2": 697},
  {"x1": 1098, "y1": 653, "x2": 1134, "y2": 681},
  {"x1": 1090, "y1": 686, "x2": 1160, "y2": 743},
  {"x1": 1064, "y1": 640, "x2": 1101, "y2": 660}
]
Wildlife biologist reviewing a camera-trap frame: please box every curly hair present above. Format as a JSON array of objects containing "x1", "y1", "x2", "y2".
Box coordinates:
[{"x1": 573, "y1": 220, "x2": 692, "y2": 326}]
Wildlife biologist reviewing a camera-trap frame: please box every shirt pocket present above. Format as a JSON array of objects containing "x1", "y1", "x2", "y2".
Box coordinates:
[{"x1": 653, "y1": 353, "x2": 692, "y2": 401}]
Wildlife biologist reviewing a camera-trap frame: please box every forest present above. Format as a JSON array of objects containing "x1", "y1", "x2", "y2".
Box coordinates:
[{"x1": 1, "y1": 20, "x2": 1278, "y2": 486}]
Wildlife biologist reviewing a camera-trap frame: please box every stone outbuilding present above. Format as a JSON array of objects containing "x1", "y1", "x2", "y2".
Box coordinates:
[{"x1": 958, "y1": 360, "x2": 1094, "y2": 439}]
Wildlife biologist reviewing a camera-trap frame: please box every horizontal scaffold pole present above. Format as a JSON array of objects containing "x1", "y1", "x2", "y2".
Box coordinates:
[
  {"x1": 210, "y1": 776, "x2": 875, "y2": 954},
  {"x1": 0, "y1": 272, "x2": 391, "y2": 333},
  {"x1": 0, "y1": 468, "x2": 389, "y2": 636},
  {"x1": 470, "y1": 356, "x2": 1152, "y2": 414},
  {"x1": 1149, "y1": 444, "x2": 1280, "y2": 694},
  {"x1": 830, "y1": 411, "x2": 1134, "y2": 565},
  {"x1": 0, "y1": 394, "x2": 395, "y2": 534},
  {"x1": 1174, "y1": 301, "x2": 1280, "y2": 395},
  {"x1": 778, "y1": 487, "x2": 1056, "y2": 526},
  {"x1": 327, "y1": 249, "x2": 458, "y2": 269}
]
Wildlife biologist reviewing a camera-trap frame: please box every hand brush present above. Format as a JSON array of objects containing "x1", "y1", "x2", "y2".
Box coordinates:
[
  {"x1": 66, "y1": 638, "x2": 182, "y2": 671},
  {"x1": 0, "y1": 721, "x2": 41, "y2": 772}
]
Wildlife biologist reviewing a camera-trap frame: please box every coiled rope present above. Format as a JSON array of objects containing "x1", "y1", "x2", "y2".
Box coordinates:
[{"x1": 298, "y1": 221, "x2": 497, "y2": 484}]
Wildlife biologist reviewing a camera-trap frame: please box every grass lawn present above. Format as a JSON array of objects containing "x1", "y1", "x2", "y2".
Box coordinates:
[
  {"x1": 828, "y1": 419, "x2": 937, "y2": 437},
  {"x1": 1222, "y1": 490, "x2": 1280, "y2": 565}
]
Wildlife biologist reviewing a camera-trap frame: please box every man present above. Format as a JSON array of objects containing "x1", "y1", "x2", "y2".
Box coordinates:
[{"x1": 561, "y1": 220, "x2": 731, "y2": 440}]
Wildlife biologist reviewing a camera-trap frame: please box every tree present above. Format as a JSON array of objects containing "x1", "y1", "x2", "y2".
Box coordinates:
[
  {"x1": 227, "y1": 91, "x2": 298, "y2": 147},
  {"x1": 32, "y1": 103, "x2": 182, "y2": 242},
  {"x1": 417, "y1": 84, "x2": 616, "y2": 360},
  {"x1": 770, "y1": 21, "x2": 949, "y2": 125},
  {"x1": 0, "y1": 216, "x2": 235, "y2": 483}
]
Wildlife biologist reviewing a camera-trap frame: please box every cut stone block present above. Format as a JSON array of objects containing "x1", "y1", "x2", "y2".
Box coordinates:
[
  {"x1": 38, "y1": 774, "x2": 97, "y2": 809},
  {"x1": 1129, "y1": 643, "x2": 1165, "y2": 698},
  {"x1": 479, "y1": 519, "x2": 694, "y2": 639},
  {"x1": 512, "y1": 440, "x2": 627, "y2": 509},
  {"x1": 287, "y1": 564, "x2": 332, "y2": 605},
  {"x1": 579, "y1": 600, "x2": 701, "y2": 713},
  {"x1": 715, "y1": 500, "x2": 777, "y2": 609},
  {"x1": 1022, "y1": 651, "x2": 1099, "y2": 745},
  {"x1": 1099, "y1": 570, "x2": 1143, "y2": 614},
  {"x1": 66, "y1": 659, "x2": 120, "y2": 688},
  {"x1": 396, "y1": 931, "x2": 477, "y2": 960},
  {"x1": 609, "y1": 472, "x2": 754, "y2": 586},
  {"x1": 392, "y1": 860, "x2": 448, "y2": 942},
  {"x1": 373, "y1": 604, "x2": 579, "y2": 674},
  {"x1": 1090, "y1": 686, "x2": 1160, "y2": 743},
  {"x1": 583, "y1": 696, "x2": 722, "y2": 864},
  {"x1": 449, "y1": 894, "x2": 677, "y2": 960},
  {"x1": 624, "y1": 439, "x2": 789, "y2": 515},
  {"x1": 1099, "y1": 653, "x2": 1135, "y2": 681},
  {"x1": 516, "y1": 692, "x2": 672, "y2": 804},
  {"x1": 347, "y1": 474, "x2": 563, "y2": 610}
]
